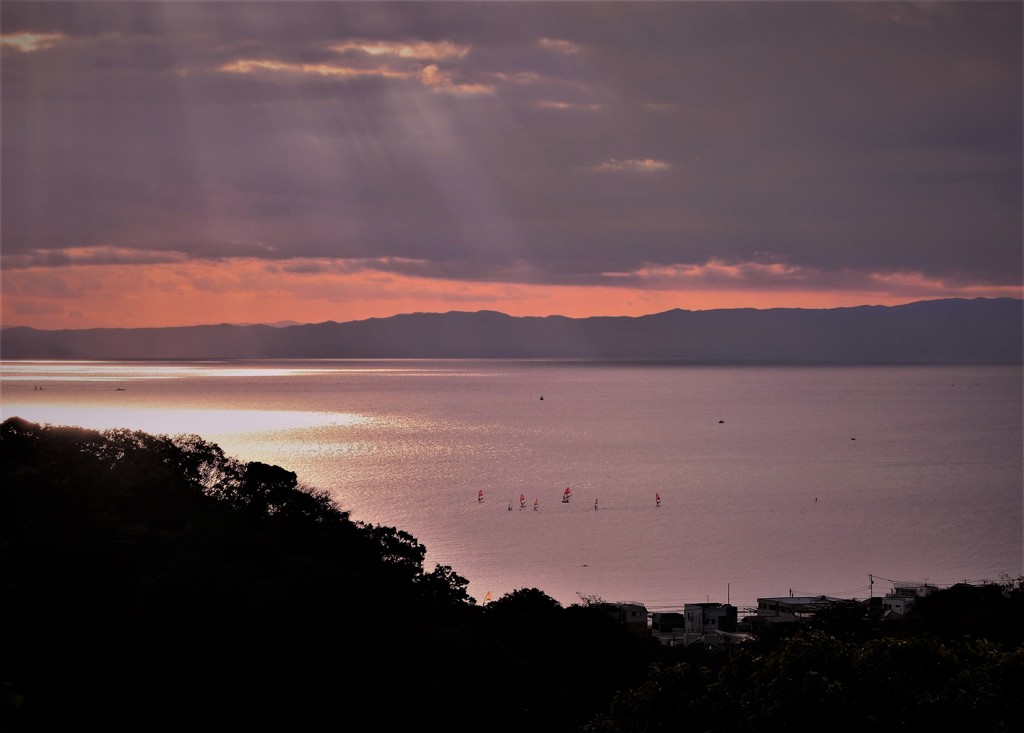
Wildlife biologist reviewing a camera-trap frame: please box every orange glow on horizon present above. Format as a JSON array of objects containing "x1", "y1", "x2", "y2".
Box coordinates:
[{"x1": 2, "y1": 259, "x2": 1020, "y2": 330}]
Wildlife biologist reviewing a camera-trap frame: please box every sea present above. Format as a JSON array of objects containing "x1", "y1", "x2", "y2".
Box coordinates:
[{"x1": 2, "y1": 359, "x2": 1020, "y2": 613}]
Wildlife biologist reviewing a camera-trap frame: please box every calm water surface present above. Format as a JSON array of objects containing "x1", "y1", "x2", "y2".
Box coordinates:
[{"x1": 3, "y1": 360, "x2": 1020, "y2": 612}]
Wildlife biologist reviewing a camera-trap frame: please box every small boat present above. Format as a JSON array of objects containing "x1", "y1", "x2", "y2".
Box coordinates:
[
  {"x1": 562, "y1": 486, "x2": 572, "y2": 503},
  {"x1": 656, "y1": 492, "x2": 661, "y2": 507},
  {"x1": 477, "y1": 489, "x2": 484, "y2": 503},
  {"x1": 594, "y1": 498, "x2": 599, "y2": 510}
]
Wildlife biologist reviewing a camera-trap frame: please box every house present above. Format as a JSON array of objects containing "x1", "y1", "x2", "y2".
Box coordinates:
[
  {"x1": 604, "y1": 601, "x2": 649, "y2": 638},
  {"x1": 684, "y1": 602, "x2": 737, "y2": 633},
  {"x1": 880, "y1": 582, "x2": 938, "y2": 617},
  {"x1": 752, "y1": 595, "x2": 848, "y2": 621},
  {"x1": 651, "y1": 604, "x2": 753, "y2": 647},
  {"x1": 738, "y1": 594, "x2": 848, "y2": 635},
  {"x1": 651, "y1": 611, "x2": 687, "y2": 634},
  {"x1": 650, "y1": 611, "x2": 687, "y2": 646}
]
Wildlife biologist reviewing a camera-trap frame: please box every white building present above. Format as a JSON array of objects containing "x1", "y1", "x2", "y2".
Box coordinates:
[
  {"x1": 651, "y1": 603, "x2": 753, "y2": 647},
  {"x1": 684, "y1": 602, "x2": 737, "y2": 634},
  {"x1": 753, "y1": 595, "x2": 848, "y2": 622},
  {"x1": 881, "y1": 582, "x2": 938, "y2": 617}
]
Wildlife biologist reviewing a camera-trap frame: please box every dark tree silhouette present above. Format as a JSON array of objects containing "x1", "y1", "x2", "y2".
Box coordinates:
[{"x1": 4, "y1": 416, "x2": 1020, "y2": 733}]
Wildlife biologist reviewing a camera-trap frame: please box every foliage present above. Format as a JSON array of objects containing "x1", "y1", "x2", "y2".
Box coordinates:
[
  {"x1": 1, "y1": 417, "x2": 665, "y2": 733},
  {"x1": 903, "y1": 575, "x2": 1024, "y2": 646},
  {"x1": 585, "y1": 622, "x2": 1024, "y2": 733},
  {"x1": 3, "y1": 416, "x2": 1021, "y2": 732},
  {"x1": 0, "y1": 417, "x2": 489, "y2": 730}
]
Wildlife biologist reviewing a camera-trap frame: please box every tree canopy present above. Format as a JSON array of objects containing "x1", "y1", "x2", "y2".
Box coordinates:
[
  {"x1": 3, "y1": 417, "x2": 1021, "y2": 732},
  {"x1": 0, "y1": 417, "x2": 652, "y2": 732}
]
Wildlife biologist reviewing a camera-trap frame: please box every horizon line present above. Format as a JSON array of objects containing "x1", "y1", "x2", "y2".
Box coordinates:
[{"x1": 4, "y1": 295, "x2": 1020, "y2": 332}]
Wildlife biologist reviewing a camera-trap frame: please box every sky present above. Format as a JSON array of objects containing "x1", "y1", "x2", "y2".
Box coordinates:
[{"x1": 1, "y1": 1, "x2": 1021, "y2": 329}]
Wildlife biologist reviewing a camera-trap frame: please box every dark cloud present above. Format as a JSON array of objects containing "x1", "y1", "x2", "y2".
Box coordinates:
[{"x1": 2, "y1": 1, "x2": 1020, "y2": 293}]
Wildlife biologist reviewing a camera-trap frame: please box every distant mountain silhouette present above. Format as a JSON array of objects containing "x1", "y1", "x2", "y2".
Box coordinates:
[
  {"x1": 2, "y1": 298, "x2": 1020, "y2": 363},
  {"x1": 229, "y1": 320, "x2": 303, "y2": 328}
]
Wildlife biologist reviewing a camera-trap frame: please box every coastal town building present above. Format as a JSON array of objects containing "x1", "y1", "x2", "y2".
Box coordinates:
[
  {"x1": 605, "y1": 601, "x2": 650, "y2": 638},
  {"x1": 639, "y1": 583, "x2": 952, "y2": 647},
  {"x1": 650, "y1": 612, "x2": 686, "y2": 634},
  {"x1": 880, "y1": 582, "x2": 938, "y2": 617},
  {"x1": 684, "y1": 602, "x2": 737, "y2": 633},
  {"x1": 650, "y1": 603, "x2": 754, "y2": 647},
  {"x1": 753, "y1": 595, "x2": 848, "y2": 621},
  {"x1": 737, "y1": 594, "x2": 849, "y2": 636}
]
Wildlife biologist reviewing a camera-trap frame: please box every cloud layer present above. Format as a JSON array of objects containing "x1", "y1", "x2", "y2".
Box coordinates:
[{"x1": 2, "y1": 1, "x2": 1021, "y2": 327}]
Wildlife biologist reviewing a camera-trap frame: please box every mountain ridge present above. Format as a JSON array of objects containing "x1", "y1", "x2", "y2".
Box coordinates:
[{"x1": 2, "y1": 297, "x2": 1021, "y2": 363}]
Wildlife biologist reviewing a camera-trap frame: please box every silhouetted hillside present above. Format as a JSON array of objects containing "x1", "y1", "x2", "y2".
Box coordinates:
[
  {"x1": 3, "y1": 418, "x2": 1022, "y2": 732},
  {"x1": 2, "y1": 298, "x2": 1020, "y2": 362},
  {"x1": 0, "y1": 418, "x2": 657, "y2": 733}
]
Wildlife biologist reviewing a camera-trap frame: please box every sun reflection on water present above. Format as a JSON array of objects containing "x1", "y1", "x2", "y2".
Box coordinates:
[
  {"x1": 0, "y1": 405, "x2": 369, "y2": 437},
  {"x1": 2, "y1": 360, "x2": 502, "y2": 382},
  {"x1": 2, "y1": 361, "x2": 374, "y2": 381}
]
